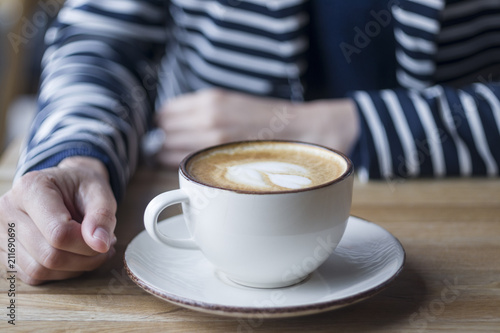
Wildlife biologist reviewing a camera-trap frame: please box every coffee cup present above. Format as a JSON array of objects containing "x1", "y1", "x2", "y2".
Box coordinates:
[{"x1": 144, "y1": 140, "x2": 354, "y2": 288}]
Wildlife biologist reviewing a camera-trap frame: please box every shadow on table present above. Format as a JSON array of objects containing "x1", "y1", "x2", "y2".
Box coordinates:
[{"x1": 234, "y1": 262, "x2": 427, "y2": 332}]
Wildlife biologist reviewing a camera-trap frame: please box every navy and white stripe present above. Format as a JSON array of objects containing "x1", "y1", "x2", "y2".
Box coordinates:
[
  {"x1": 159, "y1": 0, "x2": 308, "y2": 101},
  {"x1": 392, "y1": 0, "x2": 444, "y2": 89},
  {"x1": 435, "y1": 0, "x2": 500, "y2": 85},
  {"x1": 352, "y1": 0, "x2": 500, "y2": 179},
  {"x1": 16, "y1": 0, "x2": 500, "y2": 199}
]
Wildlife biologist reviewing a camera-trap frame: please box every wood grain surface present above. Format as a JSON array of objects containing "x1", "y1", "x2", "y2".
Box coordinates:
[{"x1": 0, "y1": 140, "x2": 499, "y2": 332}]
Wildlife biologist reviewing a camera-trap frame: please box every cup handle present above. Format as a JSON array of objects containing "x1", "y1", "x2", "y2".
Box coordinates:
[{"x1": 144, "y1": 190, "x2": 198, "y2": 249}]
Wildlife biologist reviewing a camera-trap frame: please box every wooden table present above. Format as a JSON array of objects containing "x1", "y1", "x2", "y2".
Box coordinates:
[{"x1": 1, "y1": 140, "x2": 499, "y2": 332}]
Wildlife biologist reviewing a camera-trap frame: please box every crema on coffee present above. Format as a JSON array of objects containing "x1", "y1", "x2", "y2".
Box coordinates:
[{"x1": 186, "y1": 142, "x2": 347, "y2": 192}]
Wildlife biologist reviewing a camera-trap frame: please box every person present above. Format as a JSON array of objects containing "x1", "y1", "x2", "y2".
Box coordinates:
[{"x1": 1, "y1": 0, "x2": 499, "y2": 285}]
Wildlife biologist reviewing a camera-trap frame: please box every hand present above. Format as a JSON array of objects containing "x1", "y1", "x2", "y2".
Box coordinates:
[
  {"x1": 0, "y1": 157, "x2": 117, "y2": 285},
  {"x1": 155, "y1": 88, "x2": 360, "y2": 167}
]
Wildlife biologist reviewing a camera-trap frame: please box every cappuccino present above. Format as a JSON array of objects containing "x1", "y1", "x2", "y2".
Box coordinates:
[{"x1": 186, "y1": 141, "x2": 347, "y2": 192}]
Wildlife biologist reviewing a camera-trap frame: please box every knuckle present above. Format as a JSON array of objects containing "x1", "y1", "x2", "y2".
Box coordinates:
[
  {"x1": 15, "y1": 170, "x2": 55, "y2": 199},
  {"x1": 24, "y1": 260, "x2": 51, "y2": 281},
  {"x1": 19, "y1": 271, "x2": 43, "y2": 286},
  {"x1": 19, "y1": 170, "x2": 45, "y2": 188},
  {"x1": 47, "y1": 222, "x2": 72, "y2": 249},
  {"x1": 0, "y1": 194, "x2": 11, "y2": 211},
  {"x1": 95, "y1": 207, "x2": 117, "y2": 225},
  {"x1": 40, "y1": 247, "x2": 64, "y2": 270},
  {"x1": 23, "y1": 277, "x2": 42, "y2": 286},
  {"x1": 0, "y1": 194, "x2": 23, "y2": 232}
]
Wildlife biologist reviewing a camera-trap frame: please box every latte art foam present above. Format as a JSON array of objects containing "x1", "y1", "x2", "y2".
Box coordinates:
[
  {"x1": 186, "y1": 142, "x2": 347, "y2": 192},
  {"x1": 226, "y1": 161, "x2": 312, "y2": 189}
]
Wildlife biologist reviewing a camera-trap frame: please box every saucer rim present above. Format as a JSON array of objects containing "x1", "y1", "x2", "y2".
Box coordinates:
[{"x1": 124, "y1": 215, "x2": 406, "y2": 318}]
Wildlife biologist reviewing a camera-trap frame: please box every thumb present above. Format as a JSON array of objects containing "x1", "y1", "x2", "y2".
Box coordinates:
[{"x1": 80, "y1": 181, "x2": 117, "y2": 253}]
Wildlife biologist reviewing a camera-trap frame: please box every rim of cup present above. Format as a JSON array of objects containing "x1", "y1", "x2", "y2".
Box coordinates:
[{"x1": 179, "y1": 140, "x2": 354, "y2": 195}]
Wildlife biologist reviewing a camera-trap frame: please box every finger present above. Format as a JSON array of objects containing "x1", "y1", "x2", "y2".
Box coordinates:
[
  {"x1": 157, "y1": 102, "x2": 211, "y2": 133},
  {"x1": 17, "y1": 209, "x2": 116, "y2": 272},
  {"x1": 158, "y1": 111, "x2": 198, "y2": 132},
  {"x1": 157, "y1": 89, "x2": 224, "y2": 129},
  {"x1": 25, "y1": 246, "x2": 116, "y2": 275},
  {"x1": 160, "y1": 90, "x2": 205, "y2": 114},
  {"x1": 14, "y1": 267, "x2": 47, "y2": 286},
  {"x1": 16, "y1": 171, "x2": 99, "y2": 256},
  {"x1": 2, "y1": 253, "x2": 49, "y2": 286},
  {"x1": 1, "y1": 244, "x2": 85, "y2": 286},
  {"x1": 0, "y1": 248, "x2": 43, "y2": 286},
  {"x1": 79, "y1": 178, "x2": 118, "y2": 253},
  {"x1": 156, "y1": 94, "x2": 198, "y2": 128}
]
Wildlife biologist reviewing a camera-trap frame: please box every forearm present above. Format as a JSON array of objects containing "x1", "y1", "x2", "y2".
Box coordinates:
[{"x1": 16, "y1": 0, "x2": 167, "y2": 200}]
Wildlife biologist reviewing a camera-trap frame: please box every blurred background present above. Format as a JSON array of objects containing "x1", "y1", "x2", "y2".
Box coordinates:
[{"x1": 0, "y1": 0, "x2": 63, "y2": 153}]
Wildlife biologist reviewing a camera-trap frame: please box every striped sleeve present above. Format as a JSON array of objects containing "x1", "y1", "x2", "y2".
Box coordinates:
[
  {"x1": 348, "y1": 83, "x2": 500, "y2": 179},
  {"x1": 15, "y1": 0, "x2": 167, "y2": 200}
]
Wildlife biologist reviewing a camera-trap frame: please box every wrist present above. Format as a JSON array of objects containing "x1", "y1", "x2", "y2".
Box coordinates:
[
  {"x1": 58, "y1": 156, "x2": 110, "y2": 181},
  {"x1": 325, "y1": 98, "x2": 360, "y2": 153},
  {"x1": 283, "y1": 98, "x2": 360, "y2": 154}
]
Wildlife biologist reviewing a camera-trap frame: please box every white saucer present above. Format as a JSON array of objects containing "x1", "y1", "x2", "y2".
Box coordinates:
[{"x1": 124, "y1": 215, "x2": 405, "y2": 318}]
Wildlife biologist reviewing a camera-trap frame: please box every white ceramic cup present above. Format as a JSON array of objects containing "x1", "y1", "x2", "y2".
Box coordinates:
[{"x1": 144, "y1": 141, "x2": 354, "y2": 288}]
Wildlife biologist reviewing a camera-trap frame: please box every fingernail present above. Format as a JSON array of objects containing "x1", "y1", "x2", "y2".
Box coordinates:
[
  {"x1": 111, "y1": 234, "x2": 118, "y2": 246},
  {"x1": 93, "y1": 227, "x2": 110, "y2": 249}
]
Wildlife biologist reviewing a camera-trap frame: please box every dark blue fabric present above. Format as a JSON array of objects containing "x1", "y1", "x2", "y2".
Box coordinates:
[{"x1": 306, "y1": 0, "x2": 399, "y2": 100}]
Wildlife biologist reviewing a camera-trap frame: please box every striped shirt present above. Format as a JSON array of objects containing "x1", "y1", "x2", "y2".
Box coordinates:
[
  {"x1": 351, "y1": 0, "x2": 500, "y2": 180},
  {"x1": 17, "y1": 0, "x2": 500, "y2": 199},
  {"x1": 435, "y1": 0, "x2": 500, "y2": 86}
]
